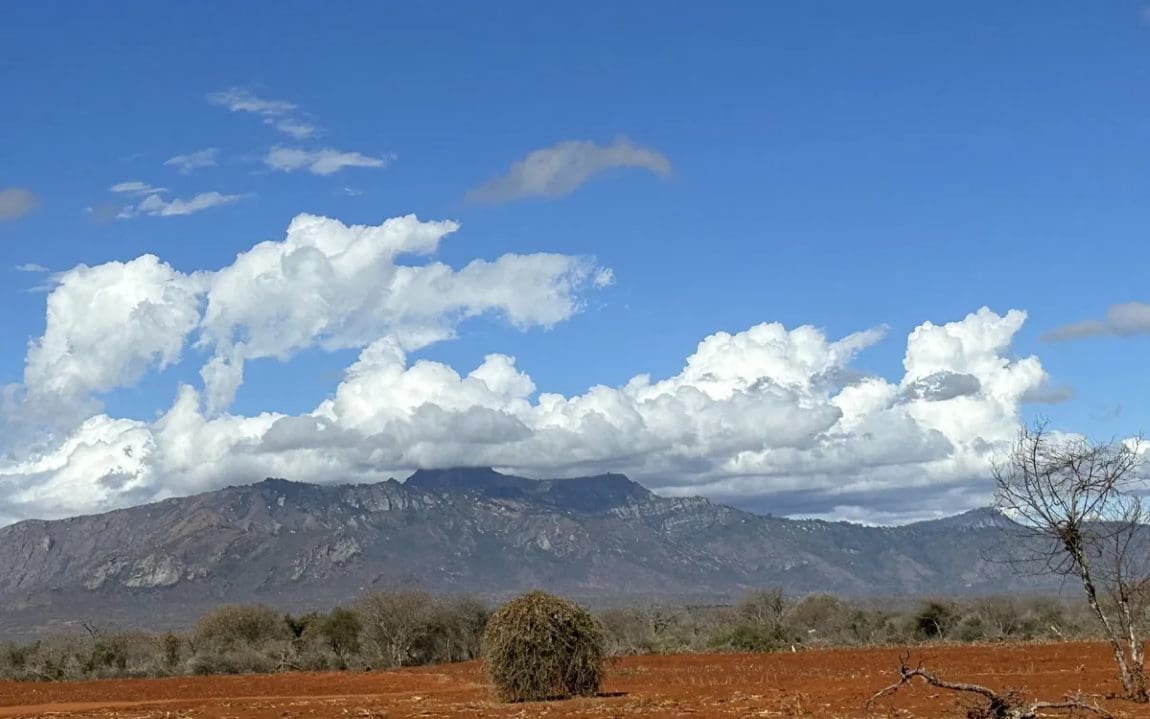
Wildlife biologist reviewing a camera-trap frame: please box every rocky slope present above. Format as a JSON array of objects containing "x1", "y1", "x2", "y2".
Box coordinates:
[{"x1": 0, "y1": 468, "x2": 1044, "y2": 636}]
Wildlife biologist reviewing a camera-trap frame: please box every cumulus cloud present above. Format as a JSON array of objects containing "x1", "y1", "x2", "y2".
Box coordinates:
[
  {"x1": 264, "y1": 147, "x2": 392, "y2": 175},
  {"x1": 3, "y1": 211, "x2": 604, "y2": 470},
  {"x1": 466, "y1": 138, "x2": 672, "y2": 203},
  {"x1": 165, "y1": 148, "x2": 219, "y2": 174},
  {"x1": 898, "y1": 371, "x2": 981, "y2": 402},
  {"x1": 196, "y1": 213, "x2": 594, "y2": 410},
  {"x1": 207, "y1": 87, "x2": 318, "y2": 139},
  {"x1": 22, "y1": 255, "x2": 204, "y2": 416},
  {"x1": 1043, "y1": 302, "x2": 1150, "y2": 341},
  {"x1": 1, "y1": 231, "x2": 1048, "y2": 530},
  {"x1": 0, "y1": 188, "x2": 40, "y2": 220}
]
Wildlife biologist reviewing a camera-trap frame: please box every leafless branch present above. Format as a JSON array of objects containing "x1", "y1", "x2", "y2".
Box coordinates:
[
  {"x1": 866, "y1": 655, "x2": 1114, "y2": 719},
  {"x1": 992, "y1": 421, "x2": 1150, "y2": 701}
]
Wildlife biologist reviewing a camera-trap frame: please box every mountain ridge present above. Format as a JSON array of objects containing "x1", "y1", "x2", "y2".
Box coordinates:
[{"x1": 0, "y1": 468, "x2": 1045, "y2": 638}]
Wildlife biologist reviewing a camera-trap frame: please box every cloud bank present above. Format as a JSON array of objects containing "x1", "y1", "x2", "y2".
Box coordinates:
[
  {"x1": 0, "y1": 212, "x2": 609, "y2": 523},
  {"x1": 0, "y1": 212, "x2": 1045, "y2": 528},
  {"x1": 467, "y1": 138, "x2": 671, "y2": 203}
]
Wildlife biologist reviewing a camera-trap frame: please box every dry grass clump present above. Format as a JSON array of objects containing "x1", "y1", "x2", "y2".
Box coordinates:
[{"x1": 482, "y1": 590, "x2": 605, "y2": 702}]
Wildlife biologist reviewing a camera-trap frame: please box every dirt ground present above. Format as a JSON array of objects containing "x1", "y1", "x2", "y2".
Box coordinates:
[{"x1": 0, "y1": 642, "x2": 1145, "y2": 718}]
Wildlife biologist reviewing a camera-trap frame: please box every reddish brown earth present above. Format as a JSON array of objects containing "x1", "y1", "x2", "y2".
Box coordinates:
[{"x1": 0, "y1": 642, "x2": 1146, "y2": 718}]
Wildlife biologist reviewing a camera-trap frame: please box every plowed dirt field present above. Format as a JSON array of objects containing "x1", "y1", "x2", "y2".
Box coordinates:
[{"x1": 1, "y1": 642, "x2": 1144, "y2": 718}]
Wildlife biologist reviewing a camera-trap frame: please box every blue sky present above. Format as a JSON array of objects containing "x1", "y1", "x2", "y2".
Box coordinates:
[{"x1": 2, "y1": 2, "x2": 1149, "y2": 525}]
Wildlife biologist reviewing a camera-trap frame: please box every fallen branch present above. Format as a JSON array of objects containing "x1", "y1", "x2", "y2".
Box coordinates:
[{"x1": 866, "y1": 653, "x2": 1114, "y2": 719}]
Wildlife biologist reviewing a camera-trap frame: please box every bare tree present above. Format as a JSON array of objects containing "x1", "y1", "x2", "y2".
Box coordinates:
[
  {"x1": 993, "y1": 421, "x2": 1149, "y2": 702},
  {"x1": 356, "y1": 590, "x2": 436, "y2": 668},
  {"x1": 737, "y1": 588, "x2": 787, "y2": 629}
]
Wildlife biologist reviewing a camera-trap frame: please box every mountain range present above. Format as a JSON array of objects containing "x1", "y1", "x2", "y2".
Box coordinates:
[{"x1": 0, "y1": 467, "x2": 1054, "y2": 638}]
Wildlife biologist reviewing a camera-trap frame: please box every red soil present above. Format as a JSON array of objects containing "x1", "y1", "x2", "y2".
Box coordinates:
[{"x1": 0, "y1": 642, "x2": 1144, "y2": 718}]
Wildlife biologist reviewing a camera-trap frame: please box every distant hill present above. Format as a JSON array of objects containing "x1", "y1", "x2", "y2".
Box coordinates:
[{"x1": 0, "y1": 467, "x2": 1053, "y2": 637}]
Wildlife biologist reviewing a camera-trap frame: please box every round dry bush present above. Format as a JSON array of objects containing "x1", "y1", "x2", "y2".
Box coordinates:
[{"x1": 483, "y1": 591, "x2": 605, "y2": 702}]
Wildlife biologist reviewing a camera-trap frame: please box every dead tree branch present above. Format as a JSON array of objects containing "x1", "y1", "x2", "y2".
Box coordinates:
[{"x1": 866, "y1": 654, "x2": 1114, "y2": 719}]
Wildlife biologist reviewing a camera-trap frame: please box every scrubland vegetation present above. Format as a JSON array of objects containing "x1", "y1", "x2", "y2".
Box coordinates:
[{"x1": 0, "y1": 589, "x2": 1101, "y2": 682}]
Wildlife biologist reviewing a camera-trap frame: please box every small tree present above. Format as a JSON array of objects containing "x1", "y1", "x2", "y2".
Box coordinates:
[
  {"x1": 433, "y1": 595, "x2": 489, "y2": 663},
  {"x1": 993, "y1": 421, "x2": 1149, "y2": 702},
  {"x1": 482, "y1": 591, "x2": 605, "y2": 702},
  {"x1": 356, "y1": 590, "x2": 436, "y2": 668},
  {"x1": 712, "y1": 588, "x2": 790, "y2": 652},
  {"x1": 318, "y1": 608, "x2": 362, "y2": 667},
  {"x1": 161, "y1": 633, "x2": 182, "y2": 671}
]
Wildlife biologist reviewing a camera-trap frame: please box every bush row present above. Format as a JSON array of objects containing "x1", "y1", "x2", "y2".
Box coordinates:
[
  {"x1": 601, "y1": 591, "x2": 1095, "y2": 655},
  {"x1": 0, "y1": 590, "x2": 1099, "y2": 681}
]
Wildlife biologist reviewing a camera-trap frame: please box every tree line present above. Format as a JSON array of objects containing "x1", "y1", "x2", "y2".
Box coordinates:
[{"x1": 0, "y1": 589, "x2": 1104, "y2": 681}]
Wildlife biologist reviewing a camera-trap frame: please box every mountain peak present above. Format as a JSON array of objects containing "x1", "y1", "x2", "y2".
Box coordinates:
[
  {"x1": 912, "y1": 507, "x2": 1012, "y2": 531},
  {"x1": 404, "y1": 467, "x2": 522, "y2": 493},
  {"x1": 403, "y1": 467, "x2": 653, "y2": 511}
]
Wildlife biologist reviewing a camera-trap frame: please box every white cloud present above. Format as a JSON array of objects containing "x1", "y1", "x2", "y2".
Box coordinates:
[
  {"x1": 22, "y1": 255, "x2": 204, "y2": 413},
  {"x1": 165, "y1": 148, "x2": 220, "y2": 174},
  {"x1": 207, "y1": 87, "x2": 318, "y2": 139},
  {"x1": 0, "y1": 414, "x2": 155, "y2": 522},
  {"x1": 197, "y1": 213, "x2": 595, "y2": 410},
  {"x1": 110, "y1": 181, "x2": 167, "y2": 196},
  {"x1": 15, "y1": 263, "x2": 49, "y2": 273},
  {"x1": 207, "y1": 87, "x2": 296, "y2": 116},
  {"x1": 264, "y1": 147, "x2": 392, "y2": 175},
  {"x1": 1, "y1": 231, "x2": 1049, "y2": 531},
  {"x1": 0, "y1": 188, "x2": 39, "y2": 221},
  {"x1": 1043, "y1": 302, "x2": 1150, "y2": 341},
  {"x1": 110, "y1": 181, "x2": 246, "y2": 219},
  {"x1": 2, "y1": 211, "x2": 605, "y2": 487},
  {"x1": 119, "y1": 191, "x2": 246, "y2": 219},
  {"x1": 593, "y1": 268, "x2": 615, "y2": 288},
  {"x1": 466, "y1": 138, "x2": 671, "y2": 203},
  {"x1": 272, "y1": 119, "x2": 318, "y2": 140}
]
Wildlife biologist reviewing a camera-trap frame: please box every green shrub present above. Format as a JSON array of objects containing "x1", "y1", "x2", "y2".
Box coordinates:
[
  {"x1": 707, "y1": 588, "x2": 791, "y2": 652},
  {"x1": 482, "y1": 591, "x2": 605, "y2": 702},
  {"x1": 319, "y1": 607, "x2": 362, "y2": 666},
  {"x1": 913, "y1": 600, "x2": 957, "y2": 640},
  {"x1": 709, "y1": 622, "x2": 787, "y2": 652}
]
